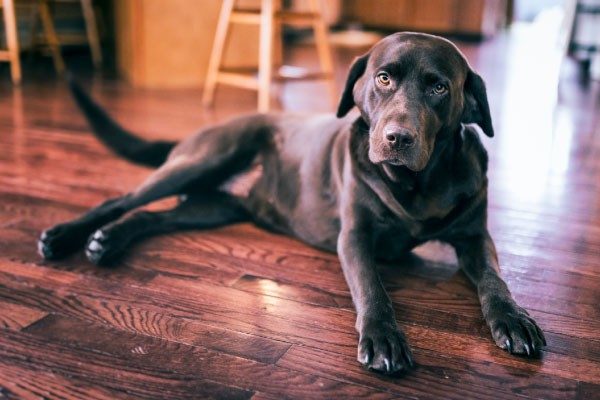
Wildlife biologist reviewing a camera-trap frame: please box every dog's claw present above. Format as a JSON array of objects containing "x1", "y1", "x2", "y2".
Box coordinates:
[
  {"x1": 505, "y1": 339, "x2": 513, "y2": 353},
  {"x1": 87, "y1": 239, "x2": 103, "y2": 252},
  {"x1": 405, "y1": 350, "x2": 414, "y2": 367},
  {"x1": 489, "y1": 303, "x2": 545, "y2": 357},
  {"x1": 358, "y1": 320, "x2": 414, "y2": 375},
  {"x1": 84, "y1": 228, "x2": 130, "y2": 266},
  {"x1": 37, "y1": 238, "x2": 51, "y2": 258}
]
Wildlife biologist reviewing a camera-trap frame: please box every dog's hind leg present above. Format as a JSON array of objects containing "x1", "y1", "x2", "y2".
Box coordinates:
[
  {"x1": 84, "y1": 191, "x2": 248, "y2": 265},
  {"x1": 38, "y1": 118, "x2": 269, "y2": 260},
  {"x1": 37, "y1": 163, "x2": 243, "y2": 260}
]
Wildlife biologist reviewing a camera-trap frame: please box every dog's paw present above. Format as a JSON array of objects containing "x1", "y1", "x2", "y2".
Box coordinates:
[
  {"x1": 38, "y1": 224, "x2": 83, "y2": 260},
  {"x1": 85, "y1": 229, "x2": 126, "y2": 266},
  {"x1": 487, "y1": 301, "x2": 546, "y2": 357},
  {"x1": 358, "y1": 320, "x2": 414, "y2": 375}
]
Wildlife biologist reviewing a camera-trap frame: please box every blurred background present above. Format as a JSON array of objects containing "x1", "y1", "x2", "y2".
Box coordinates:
[
  {"x1": 0, "y1": 0, "x2": 598, "y2": 218},
  {"x1": 1, "y1": 0, "x2": 599, "y2": 90}
]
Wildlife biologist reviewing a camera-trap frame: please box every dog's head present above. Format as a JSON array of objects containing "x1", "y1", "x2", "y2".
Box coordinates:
[{"x1": 337, "y1": 32, "x2": 493, "y2": 171}]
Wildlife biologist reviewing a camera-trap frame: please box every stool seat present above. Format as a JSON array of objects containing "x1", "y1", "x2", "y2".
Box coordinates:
[{"x1": 202, "y1": 0, "x2": 336, "y2": 112}]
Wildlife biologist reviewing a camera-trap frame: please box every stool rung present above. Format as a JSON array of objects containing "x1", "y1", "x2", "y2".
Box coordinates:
[
  {"x1": 230, "y1": 10, "x2": 261, "y2": 24},
  {"x1": 219, "y1": 66, "x2": 333, "y2": 84},
  {"x1": 274, "y1": 71, "x2": 332, "y2": 81},
  {"x1": 0, "y1": 52, "x2": 11, "y2": 61},
  {"x1": 275, "y1": 65, "x2": 331, "y2": 80},
  {"x1": 217, "y1": 71, "x2": 258, "y2": 90},
  {"x1": 229, "y1": 10, "x2": 320, "y2": 25}
]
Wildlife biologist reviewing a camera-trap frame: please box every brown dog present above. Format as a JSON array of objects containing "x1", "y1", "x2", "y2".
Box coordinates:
[{"x1": 39, "y1": 32, "x2": 546, "y2": 375}]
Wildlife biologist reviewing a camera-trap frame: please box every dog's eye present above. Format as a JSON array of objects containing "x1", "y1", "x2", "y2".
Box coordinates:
[
  {"x1": 376, "y1": 73, "x2": 391, "y2": 86},
  {"x1": 433, "y1": 83, "x2": 448, "y2": 95}
]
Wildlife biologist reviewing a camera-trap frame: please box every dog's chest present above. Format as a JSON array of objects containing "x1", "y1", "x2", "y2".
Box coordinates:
[
  {"x1": 386, "y1": 166, "x2": 485, "y2": 238},
  {"x1": 378, "y1": 175, "x2": 481, "y2": 243},
  {"x1": 407, "y1": 185, "x2": 462, "y2": 221}
]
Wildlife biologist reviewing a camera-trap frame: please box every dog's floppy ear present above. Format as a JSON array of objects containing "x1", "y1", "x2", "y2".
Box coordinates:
[
  {"x1": 462, "y1": 70, "x2": 494, "y2": 137},
  {"x1": 336, "y1": 53, "x2": 369, "y2": 118}
]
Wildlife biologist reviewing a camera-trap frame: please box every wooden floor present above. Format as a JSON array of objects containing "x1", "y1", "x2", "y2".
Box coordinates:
[{"x1": 1, "y1": 22, "x2": 599, "y2": 400}]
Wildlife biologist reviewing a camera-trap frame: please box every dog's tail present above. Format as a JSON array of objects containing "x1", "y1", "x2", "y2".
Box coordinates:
[{"x1": 68, "y1": 77, "x2": 177, "y2": 168}]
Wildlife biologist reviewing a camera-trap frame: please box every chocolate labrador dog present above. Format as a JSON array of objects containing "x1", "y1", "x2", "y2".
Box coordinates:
[{"x1": 38, "y1": 32, "x2": 546, "y2": 375}]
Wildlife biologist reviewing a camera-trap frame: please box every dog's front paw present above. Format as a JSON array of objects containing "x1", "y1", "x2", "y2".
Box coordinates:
[
  {"x1": 487, "y1": 300, "x2": 546, "y2": 357},
  {"x1": 85, "y1": 229, "x2": 127, "y2": 266},
  {"x1": 38, "y1": 224, "x2": 84, "y2": 260},
  {"x1": 358, "y1": 319, "x2": 414, "y2": 375}
]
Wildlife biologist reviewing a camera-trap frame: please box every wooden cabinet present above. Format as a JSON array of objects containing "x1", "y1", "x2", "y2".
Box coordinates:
[
  {"x1": 115, "y1": 0, "x2": 263, "y2": 88},
  {"x1": 343, "y1": 0, "x2": 509, "y2": 37}
]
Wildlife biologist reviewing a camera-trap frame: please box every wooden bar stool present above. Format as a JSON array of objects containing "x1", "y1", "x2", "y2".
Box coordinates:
[
  {"x1": 0, "y1": 0, "x2": 22, "y2": 84},
  {"x1": 202, "y1": 0, "x2": 336, "y2": 113},
  {"x1": 30, "y1": 0, "x2": 103, "y2": 73}
]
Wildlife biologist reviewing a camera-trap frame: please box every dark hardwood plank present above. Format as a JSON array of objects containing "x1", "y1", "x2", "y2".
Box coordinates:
[
  {"x1": 576, "y1": 382, "x2": 600, "y2": 400},
  {"x1": 0, "y1": 270, "x2": 290, "y2": 365},
  {"x1": 249, "y1": 392, "x2": 282, "y2": 400},
  {"x1": 0, "y1": 300, "x2": 47, "y2": 330},
  {"x1": 277, "y1": 345, "x2": 581, "y2": 400},
  {"x1": 4, "y1": 256, "x2": 594, "y2": 386},
  {"x1": 145, "y1": 237, "x2": 600, "y2": 344},
  {"x1": 18, "y1": 314, "x2": 393, "y2": 399},
  {"x1": 231, "y1": 274, "x2": 346, "y2": 308},
  {"x1": 230, "y1": 272, "x2": 600, "y2": 364},
  {"x1": 0, "y1": 327, "x2": 254, "y2": 400},
  {"x1": 0, "y1": 364, "x2": 130, "y2": 400},
  {"x1": 144, "y1": 275, "x2": 599, "y2": 384}
]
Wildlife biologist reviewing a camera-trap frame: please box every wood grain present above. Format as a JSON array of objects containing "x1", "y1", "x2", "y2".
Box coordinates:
[
  {"x1": 0, "y1": 364, "x2": 130, "y2": 400},
  {"x1": 0, "y1": 300, "x2": 47, "y2": 330},
  {"x1": 19, "y1": 314, "x2": 393, "y2": 399}
]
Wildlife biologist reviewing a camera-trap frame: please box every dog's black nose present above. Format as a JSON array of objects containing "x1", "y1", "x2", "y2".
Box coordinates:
[{"x1": 385, "y1": 130, "x2": 415, "y2": 149}]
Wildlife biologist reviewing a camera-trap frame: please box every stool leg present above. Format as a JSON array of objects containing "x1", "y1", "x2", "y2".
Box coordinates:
[
  {"x1": 202, "y1": 0, "x2": 235, "y2": 107},
  {"x1": 309, "y1": 0, "x2": 336, "y2": 104},
  {"x1": 39, "y1": 0, "x2": 65, "y2": 74},
  {"x1": 3, "y1": 0, "x2": 21, "y2": 84},
  {"x1": 258, "y1": 0, "x2": 274, "y2": 113},
  {"x1": 273, "y1": 0, "x2": 283, "y2": 70},
  {"x1": 81, "y1": 0, "x2": 102, "y2": 68}
]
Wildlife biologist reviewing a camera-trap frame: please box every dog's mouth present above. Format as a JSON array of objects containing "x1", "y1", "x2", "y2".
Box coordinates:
[
  {"x1": 384, "y1": 158, "x2": 417, "y2": 169},
  {"x1": 368, "y1": 146, "x2": 430, "y2": 172},
  {"x1": 367, "y1": 127, "x2": 433, "y2": 171}
]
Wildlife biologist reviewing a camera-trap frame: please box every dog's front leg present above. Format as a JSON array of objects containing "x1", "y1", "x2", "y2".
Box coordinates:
[
  {"x1": 454, "y1": 232, "x2": 546, "y2": 356},
  {"x1": 338, "y1": 223, "x2": 414, "y2": 374}
]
